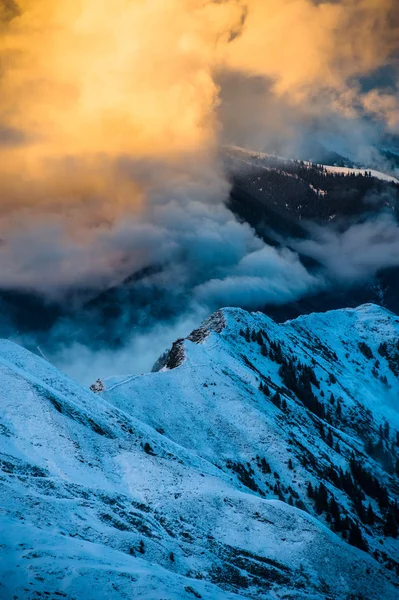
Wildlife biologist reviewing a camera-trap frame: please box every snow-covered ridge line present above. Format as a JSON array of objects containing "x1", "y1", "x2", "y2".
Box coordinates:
[
  {"x1": 1, "y1": 302, "x2": 399, "y2": 599},
  {"x1": 324, "y1": 164, "x2": 399, "y2": 184},
  {"x1": 225, "y1": 144, "x2": 399, "y2": 184}
]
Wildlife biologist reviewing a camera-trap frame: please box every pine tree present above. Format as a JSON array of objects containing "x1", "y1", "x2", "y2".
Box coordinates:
[
  {"x1": 383, "y1": 510, "x2": 398, "y2": 538},
  {"x1": 348, "y1": 521, "x2": 368, "y2": 551},
  {"x1": 328, "y1": 496, "x2": 341, "y2": 531},
  {"x1": 143, "y1": 442, "x2": 155, "y2": 455},
  {"x1": 307, "y1": 481, "x2": 314, "y2": 499},
  {"x1": 354, "y1": 498, "x2": 367, "y2": 524},
  {"x1": 315, "y1": 482, "x2": 328, "y2": 514},
  {"x1": 377, "y1": 486, "x2": 390, "y2": 510},
  {"x1": 336, "y1": 399, "x2": 342, "y2": 420},
  {"x1": 328, "y1": 372, "x2": 337, "y2": 384},
  {"x1": 326, "y1": 428, "x2": 334, "y2": 448},
  {"x1": 366, "y1": 503, "x2": 375, "y2": 526},
  {"x1": 258, "y1": 457, "x2": 271, "y2": 474},
  {"x1": 341, "y1": 515, "x2": 350, "y2": 532},
  {"x1": 271, "y1": 391, "x2": 281, "y2": 408}
]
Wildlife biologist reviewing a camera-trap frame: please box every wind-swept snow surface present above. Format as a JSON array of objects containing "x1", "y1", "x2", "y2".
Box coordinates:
[{"x1": 1, "y1": 305, "x2": 399, "y2": 598}]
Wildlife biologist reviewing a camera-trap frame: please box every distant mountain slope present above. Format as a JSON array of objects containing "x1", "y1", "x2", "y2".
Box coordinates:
[
  {"x1": 1, "y1": 304, "x2": 399, "y2": 599},
  {"x1": 226, "y1": 145, "x2": 399, "y2": 184},
  {"x1": 223, "y1": 145, "x2": 399, "y2": 321},
  {"x1": 224, "y1": 146, "x2": 399, "y2": 225}
]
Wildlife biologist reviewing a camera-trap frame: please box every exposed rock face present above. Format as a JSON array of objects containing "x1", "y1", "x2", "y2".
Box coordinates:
[{"x1": 90, "y1": 378, "x2": 105, "y2": 393}]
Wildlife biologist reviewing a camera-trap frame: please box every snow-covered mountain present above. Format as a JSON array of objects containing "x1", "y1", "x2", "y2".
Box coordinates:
[
  {"x1": 225, "y1": 145, "x2": 399, "y2": 184},
  {"x1": 1, "y1": 304, "x2": 399, "y2": 599}
]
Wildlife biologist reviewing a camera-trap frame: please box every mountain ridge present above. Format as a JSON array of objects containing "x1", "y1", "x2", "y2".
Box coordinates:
[{"x1": 1, "y1": 303, "x2": 399, "y2": 599}]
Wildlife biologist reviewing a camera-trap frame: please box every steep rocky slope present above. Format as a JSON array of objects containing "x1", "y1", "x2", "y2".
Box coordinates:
[{"x1": 1, "y1": 304, "x2": 399, "y2": 599}]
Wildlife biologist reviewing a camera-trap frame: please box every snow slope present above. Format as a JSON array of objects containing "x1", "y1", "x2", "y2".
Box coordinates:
[
  {"x1": 1, "y1": 305, "x2": 399, "y2": 599},
  {"x1": 326, "y1": 165, "x2": 399, "y2": 183},
  {"x1": 323, "y1": 165, "x2": 399, "y2": 184},
  {"x1": 225, "y1": 145, "x2": 399, "y2": 184}
]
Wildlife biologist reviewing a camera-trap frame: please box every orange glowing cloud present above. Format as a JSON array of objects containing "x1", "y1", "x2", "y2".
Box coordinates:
[
  {"x1": 0, "y1": 1, "x2": 241, "y2": 158},
  {"x1": 0, "y1": 0, "x2": 397, "y2": 218},
  {"x1": 0, "y1": 0, "x2": 244, "y2": 216},
  {"x1": 222, "y1": 0, "x2": 398, "y2": 95}
]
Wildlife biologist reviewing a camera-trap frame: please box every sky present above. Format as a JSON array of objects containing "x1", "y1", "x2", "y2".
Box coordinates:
[{"x1": 0, "y1": 0, "x2": 399, "y2": 379}]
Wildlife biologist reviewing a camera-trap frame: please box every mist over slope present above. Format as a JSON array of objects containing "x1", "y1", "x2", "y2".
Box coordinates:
[
  {"x1": 1, "y1": 303, "x2": 399, "y2": 598},
  {"x1": 0, "y1": 144, "x2": 398, "y2": 384}
]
